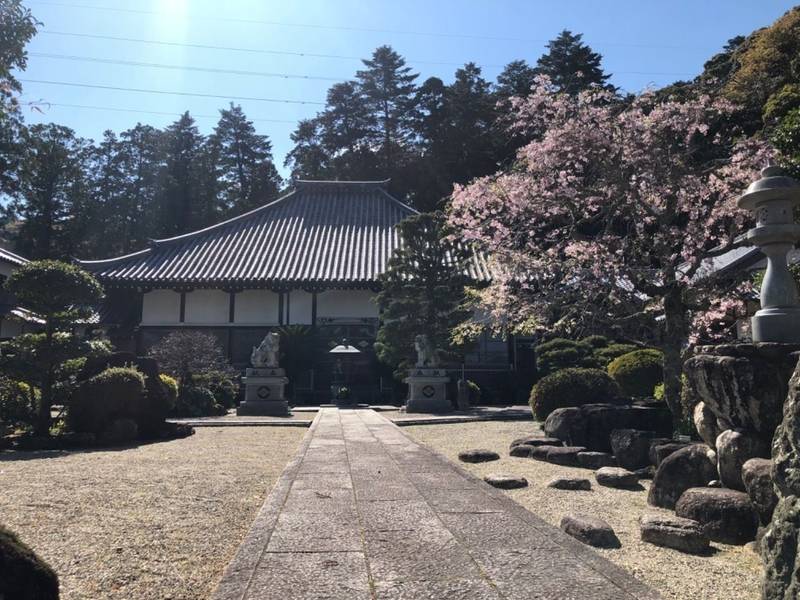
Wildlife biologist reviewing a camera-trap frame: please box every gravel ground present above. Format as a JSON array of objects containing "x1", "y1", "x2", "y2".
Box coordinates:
[
  {"x1": 0, "y1": 427, "x2": 305, "y2": 600},
  {"x1": 404, "y1": 420, "x2": 763, "y2": 600}
]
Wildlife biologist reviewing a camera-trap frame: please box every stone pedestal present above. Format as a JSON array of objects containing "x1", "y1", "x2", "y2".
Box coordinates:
[
  {"x1": 237, "y1": 367, "x2": 290, "y2": 416},
  {"x1": 404, "y1": 368, "x2": 450, "y2": 413}
]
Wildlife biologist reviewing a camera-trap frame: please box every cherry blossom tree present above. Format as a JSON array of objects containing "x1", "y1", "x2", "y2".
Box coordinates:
[{"x1": 448, "y1": 78, "x2": 771, "y2": 419}]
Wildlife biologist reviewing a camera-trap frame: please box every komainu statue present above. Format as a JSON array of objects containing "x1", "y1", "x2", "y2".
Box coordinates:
[
  {"x1": 251, "y1": 332, "x2": 280, "y2": 368},
  {"x1": 414, "y1": 334, "x2": 441, "y2": 368}
]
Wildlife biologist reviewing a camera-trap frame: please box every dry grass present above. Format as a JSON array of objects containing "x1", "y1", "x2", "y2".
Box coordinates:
[
  {"x1": 404, "y1": 420, "x2": 763, "y2": 600},
  {"x1": 0, "y1": 427, "x2": 305, "y2": 600}
]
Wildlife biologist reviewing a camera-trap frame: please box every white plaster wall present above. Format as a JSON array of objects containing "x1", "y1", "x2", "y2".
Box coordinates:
[
  {"x1": 287, "y1": 290, "x2": 313, "y2": 325},
  {"x1": 317, "y1": 290, "x2": 378, "y2": 320},
  {"x1": 235, "y1": 289, "x2": 280, "y2": 324},
  {"x1": 141, "y1": 289, "x2": 181, "y2": 324},
  {"x1": 185, "y1": 289, "x2": 229, "y2": 324}
]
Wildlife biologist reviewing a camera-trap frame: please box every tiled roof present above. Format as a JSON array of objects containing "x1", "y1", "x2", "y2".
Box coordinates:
[
  {"x1": 0, "y1": 247, "x2": 28, "y2": 266},
  {"x1": 78, "y1": 180, "x2": 491, "y2": 288}
]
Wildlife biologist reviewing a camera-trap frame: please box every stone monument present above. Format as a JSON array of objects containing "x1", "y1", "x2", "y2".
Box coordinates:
[
  {"x1": 404, "y1": 334, "x2": 450, "y2": 413},
  {"x1": 237, "y1": 332, "x2": 290, "y2": 416}
]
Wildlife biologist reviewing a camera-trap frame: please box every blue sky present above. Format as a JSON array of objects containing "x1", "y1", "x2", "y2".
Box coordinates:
[{"x1": 16, "y1": 0, "x2": 799, "y2": 178}]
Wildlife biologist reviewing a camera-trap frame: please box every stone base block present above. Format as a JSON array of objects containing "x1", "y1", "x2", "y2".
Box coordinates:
[
  {"x1": 237, "y1": 399, "x2": 291, "y2": 416},
  {"x1": 752, "y1": 307, "x2": 800, "y2": 343},
  {"x1": 238, "y1": 374, "x2": 290, "y2": 416},
  {"x1": 404, "y1": 372, "x2": 450, "y2": 413}
]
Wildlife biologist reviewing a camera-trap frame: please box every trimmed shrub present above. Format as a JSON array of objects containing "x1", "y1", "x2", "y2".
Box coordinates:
[
  {"x1": 593, "y1": 343, "x2": 639, "y2": 368},
  {"x1": 536, "y1": 338, "x2": 598, "y2": 377},
  {"x1": 68, "y1": 367, "x2": 146, "y2": 435},
  {"x1": 581, "y1": 335, "x2": 609, "y2": 348},
  {"x1": 160, "y1": 374, "x2": 178, "y2": 403},
  {"x1": 0, "y1": 523, "x2": 59, "y2": 600},
  {"x1": 99, "y1": 418, "x2": 139, "y2": 446},
  {"x1": 529, "y1": 367, "x2": 620, "y2": 421},
  {"x1": 608, "y1": 349, "x2": 664, "y2": 397},
  {"x1": 173, "y1": 386, "x2": 225, "y2": 417},
  {"x1": 0, "y1": 379, "x2": 38, "y2": 427},
  {"x1": 192, "y1": 372, "x2": 239, "y2": 409}
]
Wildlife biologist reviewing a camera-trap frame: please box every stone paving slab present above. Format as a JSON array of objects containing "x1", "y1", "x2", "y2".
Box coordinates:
[{"x1": 213, "y1": 408, "x2": 661, "y2": 600}]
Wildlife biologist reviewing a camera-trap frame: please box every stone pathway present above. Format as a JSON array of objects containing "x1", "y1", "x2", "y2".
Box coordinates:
[{"x1": 213, "y1": 408, "x2": 660, "y2": 599}]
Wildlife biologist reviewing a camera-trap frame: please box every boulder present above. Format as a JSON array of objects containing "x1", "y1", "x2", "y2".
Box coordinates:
[
  {"x1": 675, "y1": 487, "x2": 759, "y2": 545},
  {"x1": 648, "y1": 444, "x2": 718, "y2": 509},
  {"x1": 761, "y1": 495, "x2": 800, "y2": 599},
  {"x1": 742, "y1": 458, "x2": 777, "y2": 525},
  {"x1": 577, "y1": 451, "x2": 616, "y2": 470},
  {"x1": 483, "y1": 473, "x2": 528, "y2": 489},
  {"x1": 458, "y1": 449, "x2": 500, "y2": 463},
  {"x1": 509, "y1": 436, "x2": 562, "y2": 449},
  {"x1": 0, "y1": 524, "x2": 59, "y2": 600},
  {"x1": 639, "y1": 514, "x2": 709, "y2": 554},
  {"x1": 610, "y1": 429, "x2": 655, "y2": 470},
  {"x1": 545, "y1": 403, "x2": 672, "y2": 452},
  {"x1": 509, "y1": 444, "x2": 534, "y2": 458},
  {"x1": 546, "y1": 446, "x2": 586, "y2": 467},
  {"x1": 595, "y1": 467, "x2": 639, "y2": 489},
  {"x1": 547, "y1": 477, "x2": 591, "y2": 491},
  {"x1": 529, "y1": 445, "x2": 563, "y2": 461},
  {"x1": 693, "y1": 401, "x2": 724, "y2": 448},
  {"x1": 633, "y1": 465, "x2": 656, "y2": 480},
  {"x1": 715, "y1": 429, "x2": 768, "y2": 491},
  {"x1": 650, "y1": 441, "x2": 692, "y2": 467},
  {"x1": 772, "y1": 357, "x2": 800, "y2": 498},
  {"x1": 560, "y1": 514, "x2": 620, "y2": 548}
]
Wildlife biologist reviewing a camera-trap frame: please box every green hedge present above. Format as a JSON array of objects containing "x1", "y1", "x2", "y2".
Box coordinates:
[
  {"x1": 0, "y1": 524, "x2": 59, "y2": 599},
  {"x1": 607, "y1": 349, "x2": 664, "y2": 397},
  {"x1": 593, "y1": 343, "x2": 639, "y2": 368},
  {"x1": 173, "y1": 386, "x2": 226, "y2": 417},
  {"x1": 529, "y1": 367, "x2": 620, "y2": 420},
  {"x1": 535, "y1": 338, "x2": 599, "y2": 377},
  {"x1": 68, "y1": 367, "x2": 146, "y2": 435}
]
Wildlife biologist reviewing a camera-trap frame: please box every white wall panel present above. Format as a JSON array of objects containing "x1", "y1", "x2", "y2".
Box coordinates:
[
  {"x1": 184, "y1": 289, "x2": 229, "y2": 324},
  {"x1": 235, "y1": 289, "x2": 280, "y2": 324},
  {"x1": 287, "y1": 290, "x2": 313, "y2": 325},
  {"x1": 317, "y1": 290, "x2": 378, "y2": 320},
  {"x1": 141, "y1": 289, "x2": 181, "y2": 324}
]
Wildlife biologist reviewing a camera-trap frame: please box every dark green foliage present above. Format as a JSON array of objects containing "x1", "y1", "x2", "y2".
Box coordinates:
[
  {"x1": 375, "y1": 212, "x2": 472, "y2": 378},
  {"x1": 535, "y1": 30, "x2": 612, "y2": 94},
  {"x1": 98, "y1": 418, "x2": 138, "y2": 446},
  {"x1": 174, "y1": 386, "x2": 225, "y2": 418},
  {"x1": 535, "y1": 338, "x2": 598, "y2": 377},
  {"x1": 160, "y1": 374, "x2": 178, "y2": 404},
  {"x1": 0, "y1": 378, "x2": 37, "y2": 427},
  {"x1": 0, "y1": 523, "x2": 59, "y2": 600},
  {"x1": 608, "y1": 349, "x2": 664, "y2": 398},
  {"x1": 529, "y1": 367, "x2": 620, "y2": 421},
  {"x1": 191, "y1": 372, "x2": 238, "y2": 409},
  {"x1": 68, "y1": 367, "x2": 146, "y2": 436},
  {"x1": 147, "y1": 330, "x2": 234, "y2": 391},
  {"x1": 593, "y1": 343, "x2": 640, "y2": 368},
  {"x1": 772, "y1": 107, "x2": 800, "y2": 178},
  {"x1": 581, "y1": 335, "x2": 609, "y2": 349}
]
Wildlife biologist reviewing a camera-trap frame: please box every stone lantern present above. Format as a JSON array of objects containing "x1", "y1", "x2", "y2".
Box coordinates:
[{"x1": 737, "y1": 164, "x2": 800, "y2": 343}]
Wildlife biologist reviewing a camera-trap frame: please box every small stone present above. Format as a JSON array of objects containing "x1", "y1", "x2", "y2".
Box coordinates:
[
  {"x1": 577, "y1": 451, "x2": 616, "y2": 469},
  {"x1": 675, "y1": 487, "x2": 759, "y2": 545},
  {"x1": 509, "y1": 436, "x2": 562, "y2": 449},
  {"x1": 560, "y1": 513, "x2": 620, "y2": 548},
  {"x1": 741, "y1": 458, "x2": 777, "y2": 525},
  {"x1": 483, "y1": 473, "x2": 528, "y2": 489},
  {"x1": 458, "y1": 449, "x2": 500, "y2": 463},
  {"x1": 610, "y1": 429, "x2": 655, "y2": 470},
  {"x1": 639, "y1": 514, "x2": 709, "y2": 554},
  {"x1": 547, "y1": 477, "x2": 591, "y2": 491},
  {"x1": 595, "y1": 467, "x2": 640, "y2": 489},
  {"x1": 546, "y1": 446, "x2": 586, "y2": 467}
]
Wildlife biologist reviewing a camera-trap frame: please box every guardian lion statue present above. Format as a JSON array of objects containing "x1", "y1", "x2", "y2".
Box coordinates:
[
  {"x1": 414, "y1": 334, "x2": 440, "y2": 368},
  {"x1": 251, "y1": 332, "x2": 280, "y2": 368}
]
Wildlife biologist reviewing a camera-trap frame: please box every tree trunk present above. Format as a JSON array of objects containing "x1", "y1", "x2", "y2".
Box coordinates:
[
  {"x1": 35, "y1": 327, "x2": 54, "y2": 437},
  {"x1": 662, "y1": 286, "x2": 688, "y2": 426}
]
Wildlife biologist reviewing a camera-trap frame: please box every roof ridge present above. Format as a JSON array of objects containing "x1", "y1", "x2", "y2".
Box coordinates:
[{"x1": 0, "y1": 246, "x2": 29, "y2": 265}]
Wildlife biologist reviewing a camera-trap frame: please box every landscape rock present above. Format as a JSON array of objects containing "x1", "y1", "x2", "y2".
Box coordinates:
[
  {"x1": 577, "y1": 451, "x2": 616, "y2": 470},
  {"x1": 546, "y1": 446, "x2": 586, "y2": 467},
  {"x1": 509, "y1": 444, "x2": 534, "y2": 458},
  {"x1": 693, "y1": 401, "x2": 724, "y2": 448},
  {"x1": 650, "y1": 441, "x2": 692, "y2": 466},
  {"x1": 529, "y1": 445, "x2": 563, "y2": 461},
  {"x1": 595, "y1": 467, "x2": 639, "y2": 489},
  {"x1": 648, "y1": 444, "x2": 718, "y2": 509},
  {"x1": 509, "y1": 436, "x2": 562, "y2": 449},
  {"x1": 716, "y1": 429, "x2": 767, "y2": 491},
  {"x1": 675, "y1": 487, "x2": 759, "y2": 545},
  {"x1": 560, "y1": 514, "x2": 620, "y2": 548},
  {"x1": 633, "y1": 465, "x2": 656, "y2": 480},
  {"x1": 0, "y1": 524, "x2": 59, "y2": 600},
  {"x1": 639, "y1": 514, "x2": 709, "y2": 554},
  {"x1": 547, "y1": 477, "x2": 591, "y2": 491},
  {"x1": 741, "y1": 458, "x2": 778, "y2": 525},
  {"x1": 458, "y1": 449, "x2": 500, "y2": 463},
  {"x1": 761, "y1": 496, "x2": 800, "y2": 599},
  {"x1": 483, "y1": 473, "x2": 528, "y2": 489},
  {"x1": 545, "y1": 403, "x2": 672, "y2": 452},
  {"x1": 610, "y1": 429, "x2": 655, "y2": 470}
]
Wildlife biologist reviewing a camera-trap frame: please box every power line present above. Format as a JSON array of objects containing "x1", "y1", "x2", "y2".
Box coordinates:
[
  {"x1": 19, "y1": 79, "x2": 326, "y2": 106},
  {"x1": 29, "y1": 0, "x2": 710, "y2": 50},
  {"x1": 28, "y1": 52, "x2": 346, "y2": 81},
  {"x1": 24, "y1": 101, "x2": 298, "y2": 124},
  {"x1": 39, "y1": 30, "x2": 496, "y2": 69}
]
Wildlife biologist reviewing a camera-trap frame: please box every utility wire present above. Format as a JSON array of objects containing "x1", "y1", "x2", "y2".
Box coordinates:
[
  {"x1": 29, "y1": 0, "x2": 708, "y2": 49},
  {"x1": 28, "y1": 52, "x2": 346, "y2": 81},
  {"x1": 19, "y1": 79, "x2": 326, "y2": 106},
  {"x1": 25, "y1": 101, "x2": 298, "y2": 124}
]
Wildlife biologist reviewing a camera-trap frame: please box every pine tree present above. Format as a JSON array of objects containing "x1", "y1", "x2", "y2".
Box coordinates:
[
  {"x1": 319, "y1": 81, "x2": 377, "y2": 178},
  {"x1": 211, "y1": 103, "x2": 281, "y2": 215},
  {"x1": 285, "y1": 118, "x2": 330, "y2": 180},
  {"x1": 536, "y1": 30, "x2": 612, "y2": 95},
  {"x1": 85, "y1": 130, "x2": 127, "y2": 257},
  {"x1": 496, "y1": 60, "x2": 538, "y2": 97},
  {"x1": 375, "y1": 212, "x2": 472, "y2": 377}
]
